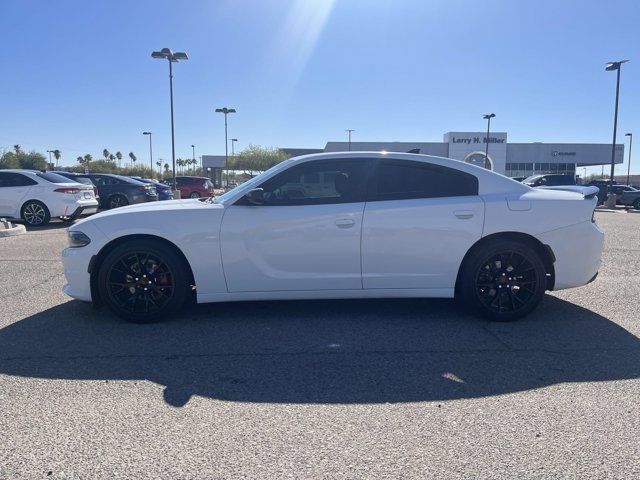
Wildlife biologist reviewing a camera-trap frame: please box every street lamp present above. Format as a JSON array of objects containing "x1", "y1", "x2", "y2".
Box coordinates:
[
  {"x1": 143, "y1": 132, "x2": 153, "y2": 175},
  {"x1": 231, "y1": 138, "x2": 238, "y2": 156},
  {"x1": 191, "y1": 144, "x2": 196, "y2": 173},
  {"x1": 625, "y1": 133, "x2": 633, "y2": 186},
  {"x1": 482, "y1": 113, "x2": 496, "y2": 168},
  {"x1": 345, "y1": 129, "x2": 355, "y2": 151},
  {"x1": 46, "y1": 150, "x2": 53, "y2": 166},
  {"x1": 215, "y1": 107, "x2": 236, "y2": 187},
  {"x1": 605, "y1": 60, "x2": 629, "y2": 194},
  {"x1": 151, "y1": 47, "x2": 188, "y2": 190}
]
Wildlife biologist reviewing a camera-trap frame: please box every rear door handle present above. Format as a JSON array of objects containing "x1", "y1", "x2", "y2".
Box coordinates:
[
  {"x1": 335, "y1": 218, "x2": 356, "y2": 228},
  {"x1": 454, "y1": 210, "x2": 475, "y2": 219}
]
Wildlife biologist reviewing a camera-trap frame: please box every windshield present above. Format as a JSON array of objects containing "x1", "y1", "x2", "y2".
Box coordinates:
[
  {"x1": 522, "y1": 175, "x2": 543, "y2": 184},
  {"x1": 214, "y1": 160, "x2": 294, "y2": 204}
]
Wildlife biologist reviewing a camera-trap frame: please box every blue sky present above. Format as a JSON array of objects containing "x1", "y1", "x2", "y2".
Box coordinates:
[{"x1": 1, "y1": 0, "x2": 639, "y2": 173}]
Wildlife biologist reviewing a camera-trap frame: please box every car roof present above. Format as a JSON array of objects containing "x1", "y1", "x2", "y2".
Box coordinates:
[{"x1": 218, "y1": 151, "x2": 530, "y2": 204}]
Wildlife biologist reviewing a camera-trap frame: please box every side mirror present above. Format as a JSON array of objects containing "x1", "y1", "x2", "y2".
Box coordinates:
[{"x1": 245, "y1": 188, "x2": 265, "y2": 205}]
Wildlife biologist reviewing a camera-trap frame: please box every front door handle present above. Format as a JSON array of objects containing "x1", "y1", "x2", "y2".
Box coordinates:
[
  {"x1": 454, "y1": 210, "x2": 475, "y2": 219},
  {"x1": 335, "y1": 218, "x2": 356, "y2": 228}
]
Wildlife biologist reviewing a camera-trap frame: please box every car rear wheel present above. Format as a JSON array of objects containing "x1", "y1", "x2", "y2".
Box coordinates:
[
  {"x1": 21, "y1": 200, "x2": 51, "y2": 227},
  {"x1": 459, "y1": 240, "x2": 547, "y2": 321},
  {"x1": 108, "y1": 194, "x2": 129, "y2": 209},
  {"x1": 633, "y1": 199, "x2": 640, "y2": 210},
  {"x1": 97, "y1": 240, "x2": 190, "y2": 323},
  {"x1": 189, "y1": 191, "x2": 200, "y2": 199}
]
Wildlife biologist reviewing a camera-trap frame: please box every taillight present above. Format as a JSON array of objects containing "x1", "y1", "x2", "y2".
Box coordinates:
[
  {"x1": 54, "y1": 187, "x2": 81, "y2": 194},
  {"x1": 137, "y1": 186, "x2": 148, "y2": 191}
]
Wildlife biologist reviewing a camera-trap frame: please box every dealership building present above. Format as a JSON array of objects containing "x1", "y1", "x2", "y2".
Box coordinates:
[{"x1": 284, "y1": 132, "x2": 624, "y2": 178}]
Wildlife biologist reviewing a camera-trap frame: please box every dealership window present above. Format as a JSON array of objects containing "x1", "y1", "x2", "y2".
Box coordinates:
[
  {"x1": 369, "y1": 160, "x2": 478, "y2": 201},
  {"x1": 463, "y1": 152, "x2": 492, "y2": 170}
]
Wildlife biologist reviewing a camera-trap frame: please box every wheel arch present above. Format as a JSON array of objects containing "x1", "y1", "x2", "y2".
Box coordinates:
[
  {"x1": 455, "y1": 231, "x2": 556, "y2": 295},
  {"x1": 89, "y1": 234, "x2": 196, "y2": 307},
  {"x1": 20, "y1": 198, "x2": 50, "y2": 215}
]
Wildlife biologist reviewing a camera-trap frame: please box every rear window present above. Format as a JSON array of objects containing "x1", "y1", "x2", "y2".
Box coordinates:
[
  {"x1": 115, "y1": 175, "x2": 146, "y2": 185},
  {"x1": 36, "y1": 172, "x2": 76, "y2": 184}
]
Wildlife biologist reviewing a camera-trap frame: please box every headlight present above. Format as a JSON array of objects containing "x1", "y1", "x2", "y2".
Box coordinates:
[{"x1": 68, "y1": 231, "x2": 91, "y2": 248}]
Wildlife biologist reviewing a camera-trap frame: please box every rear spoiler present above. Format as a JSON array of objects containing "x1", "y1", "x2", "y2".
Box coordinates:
[{"x1": 537, "y1": 185, "x2": 600, "y2": 199}]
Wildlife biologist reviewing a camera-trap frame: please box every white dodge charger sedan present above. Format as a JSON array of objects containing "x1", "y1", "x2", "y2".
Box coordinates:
[{"x1": 62, "y1": 152, "x2": 603, "y2": 323}]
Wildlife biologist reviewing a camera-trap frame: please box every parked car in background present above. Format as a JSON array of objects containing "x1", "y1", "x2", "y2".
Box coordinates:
[
  {"x1": 0, "y1": 169, "x2": 98, "y2": 226},
  {"x1": 614, "y1": 186, "x2": 640, "y2": 209},
  {"x1": 523, "y1": 174, "x2": 576, "y2": 187},
  {"x1": 587, "y1": 179, "x2": 617, "y2": 204},
  {"x1": 52, "y1": 171, "x2": 100, "y2": 204},
  {"x1": 74, "y1": 174, "x2": 158, "y2": 209},
  {"x1": 63, "y1": 152, "x2": 603, "y2": 324},
  {"x1": 510, "y1": 176, "x2": 526, "y2": 182},
  {"x1": 164, "y1": 176, "x2": 214, "y2": 198},
  {"x1": 130, "y1": 177, "x2": 174, "y2": 201}
]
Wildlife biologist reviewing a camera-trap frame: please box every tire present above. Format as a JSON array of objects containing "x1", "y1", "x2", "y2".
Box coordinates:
[
  {"x1": 458, "y1": 240, "x2": 547, "y2": 321},
  {"x1": 108, "y1": 194, "x2": 129, "y2": 209},
  {"x1": 97, "y1": 239, "x2": 190, "y2": 323},
  {"x1": 21, "y1": 200, "x2": 51, "y2": 227},
  {"x1": 633, "y1": 199, "x2": 640, "y2": 210},
  {"x1": 189, "y1": 191, "x2": 200, "y2": 199}
]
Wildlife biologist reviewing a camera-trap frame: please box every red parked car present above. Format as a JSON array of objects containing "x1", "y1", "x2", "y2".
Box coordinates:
[{"x1": 164, "y1": 176, "x2": 214, "y2": 199}]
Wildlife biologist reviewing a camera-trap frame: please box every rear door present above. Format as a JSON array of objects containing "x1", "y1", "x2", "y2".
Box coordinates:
[
  {"x1": 361, "y1": 159, "x2": 484, "y2": 290},
  {"x1": 0, "y1": 172, "x2": 37, "y2": 218}
]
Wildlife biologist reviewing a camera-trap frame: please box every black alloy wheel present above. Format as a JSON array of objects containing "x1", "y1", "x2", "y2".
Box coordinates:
[
  {"x1": 108, "y1": 194, "x2": 129, "y2": 209},
  {"x1": 190, "y1": 191, "x2": 200, "y2": 199},
  {"x1": 633, "y1": 198, "x2": 640, "y2": 210},
  {"x1": 460, "y1": 240, "x2": 547, "y2": 321},
  {"x1": 98, "y1": 240, "x2": 189, "y2": 322},
  {"x1": 21, "y1": 201, "x2": 50, "y2": 227}
]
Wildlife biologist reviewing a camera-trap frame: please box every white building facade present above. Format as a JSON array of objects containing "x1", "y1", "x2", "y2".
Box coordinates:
[{"x1": 322, "y1": 132, "x2": 624, "y2": 178}]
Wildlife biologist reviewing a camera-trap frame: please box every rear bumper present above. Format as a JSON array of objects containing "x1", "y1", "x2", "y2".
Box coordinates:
[
  {"x1": 50, "y1": 198, "x2": 99, "y2": 218},
  {"x1": 537, "y1": 221, "x2": 604, "y2": 290}
]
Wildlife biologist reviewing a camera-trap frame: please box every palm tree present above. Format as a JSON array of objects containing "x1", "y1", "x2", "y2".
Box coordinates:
[
  {"x1": 108, "y1": 154, "x2": 116, "y2": 163},
  {"x1": 83, "y1": 154, "x2": 93, "y2": 164},
  {"x1": 164, "y1": 163, "x2": 170, "y2": 174},
  {"x1": 52, "y1": 149, "x2": 62, "y2": 166},
  {"x1": 156, "y1": 161, "x2": 162, "y2": 176},
  {"x1": 129, "y1": 152, "x2": 137, "y2": 168},
  {"x1": 102, "y1": 148, "x2": 110, "y2": 161},
  {"x1": 115, "y1": 151, "x2": 123, "y2": 168},
  {"x1": 13, "y1": 145, "x2": 22, "y2": 154},
  {"x1": 76, "y1": 156, "x2": 84, "y2": 164}
]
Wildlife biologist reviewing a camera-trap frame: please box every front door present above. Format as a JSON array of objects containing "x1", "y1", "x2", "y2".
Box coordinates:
[
  {"x1": 361, "y1": 159, "x2": 484, "y2": 290},
  {"x1": 221, "y1": 158, "x2": 372, "y2": 292}
]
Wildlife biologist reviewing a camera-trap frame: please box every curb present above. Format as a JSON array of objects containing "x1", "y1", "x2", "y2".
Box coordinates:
[{"x1": 0, "y1": 224, "x2": 27, "y2": 237}]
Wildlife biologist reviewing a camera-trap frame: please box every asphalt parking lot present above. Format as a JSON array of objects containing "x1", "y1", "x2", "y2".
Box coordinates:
[{"x1": 1, "y1": 211, "x2": 639, "y2": 479}]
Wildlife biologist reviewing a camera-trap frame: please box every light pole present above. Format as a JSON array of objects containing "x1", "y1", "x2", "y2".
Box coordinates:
[
  {"x1": 215, "y1": 107, "x2": 236, "y2": 187},
  {"x1": 605, "y1": 60, "x2": 628, "y2": 193},
  {"x1": 143, "y1": 132, "x2": 153, "y2": 175},
  {"x1": 152, "y1": 48, "x2": 188, "y2": 190},
  {"x1": 625, "y1": 133, "x2": 633, "y2": 186},
  {"x1": 345, "y1": 129, "x2": 355, "y2": 151},
  {"x1": 231, "y1": 138, "x2": 238, "y2": 156},
  {"x1": 46, "y1": 150, "x2": 53, "y2": 167},
  {"x1": 191, "y1": 144, "x2": 196, "y2": 173},
  {"x1": 482, "y1": 113, "x2": 496, "y2": 168}
]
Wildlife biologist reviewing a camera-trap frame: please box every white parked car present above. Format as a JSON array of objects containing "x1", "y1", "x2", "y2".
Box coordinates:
[
  {"x1": 62, "y1": 152, "x2": 603, "y2": 323},
  {"x1": 0, "y1": 170, "x2": 99, "y2": 226}
]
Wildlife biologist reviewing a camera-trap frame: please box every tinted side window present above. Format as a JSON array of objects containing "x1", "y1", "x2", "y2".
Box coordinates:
[
  {"x1": 0, "y1": 172, "x2": 37, "y2": 187},
  {"x1": 369, "y1": 160, "x2": 478, "y2": 201},
  {"x1": 91, "y1": 176, "x2": 119, "y2": 186},
  {"x1": 252, "y1": 159, "x2": 372, "y2": 206}
]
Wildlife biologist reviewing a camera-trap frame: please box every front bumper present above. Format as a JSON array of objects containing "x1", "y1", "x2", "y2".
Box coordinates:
[{"x1": 62, "y1": 246, "x2": 94, "y2": 301}]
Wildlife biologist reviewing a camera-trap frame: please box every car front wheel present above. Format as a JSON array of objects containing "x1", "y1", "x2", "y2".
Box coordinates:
[
  {"x1": 21, "y1": 200, "x2": 51, "y2": 227},
  {"x1": 97, "y1": 239, "x2": 190, "y2": 323},
  {"x1": 633, "y1": 198, "x2": 640, "y2": 210},
  {"x1": 108, "y1": 194, "x2": 129, "y2": 209},
  {"x1": 459, "y1": 240, "x2": 547, "y2": 321},
  {"x1": 189, "y1": 191, "x2": 200, "y2": 199}
]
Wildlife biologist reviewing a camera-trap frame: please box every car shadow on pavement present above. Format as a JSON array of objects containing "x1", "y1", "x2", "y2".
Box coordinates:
[{"x1": 1, "y1": 295, "x2": 639, "y2": 407}]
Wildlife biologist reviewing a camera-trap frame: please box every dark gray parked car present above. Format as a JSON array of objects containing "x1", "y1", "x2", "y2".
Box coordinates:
[{"x1": 74, "y1": 174, "x2": 158, "y2": 209}]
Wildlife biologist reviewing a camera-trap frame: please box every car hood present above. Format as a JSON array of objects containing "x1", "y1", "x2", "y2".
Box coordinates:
[{"x1": 73, "y1": 199, "x2": 223, "y2": 227}]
